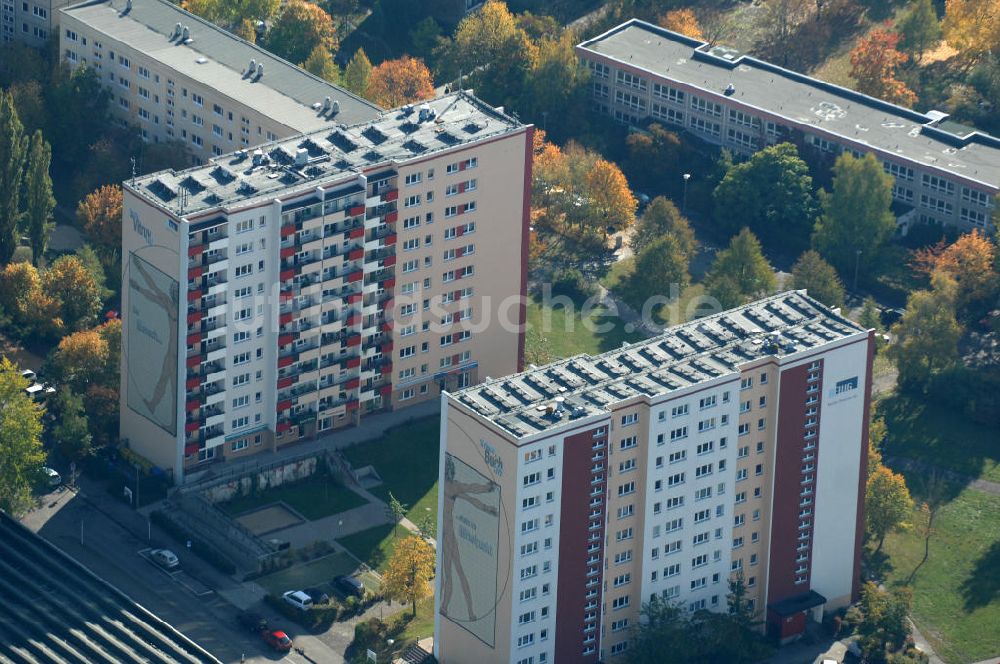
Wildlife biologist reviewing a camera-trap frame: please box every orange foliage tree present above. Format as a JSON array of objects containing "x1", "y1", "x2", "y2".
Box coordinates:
[
  {"x1": 659, "y1": 8, "x2": 704, "y2": 40},
  {"x1": 365, "y1": 56, "x2": 436, "y2": 109},
  {"x1": 849, "y1": 26, "x2": 917, "y2": 106},
  {"x1": 942, "y1": 0, "x2": 1000, "y2": 59},
  {"x1": 912, "y1": 230, "x2": 999, "y2": 313},
  {"x1": 77, "y1": 184, "x2": 122, "y2": 265},
  {"x1": 264, "y1": 0, "x2": 337, "y2": 66}
]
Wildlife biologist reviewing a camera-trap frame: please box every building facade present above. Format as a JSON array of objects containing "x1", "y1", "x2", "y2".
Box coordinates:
[
  {"x1": 59, "y1": 0, "x2": 379, "y2": 161},
  {"x1": 121, "y1": 93, "x2": 532, "y2": 482},
  {"x1": 2, "y1": 0, "x2": 74, "y2": 45},
  {"x1": 577, "y1": 19, "x2": 999, "y2": 233},
  {"x1": 435, "y1": 291, "x2": 873, "y2": 663}
]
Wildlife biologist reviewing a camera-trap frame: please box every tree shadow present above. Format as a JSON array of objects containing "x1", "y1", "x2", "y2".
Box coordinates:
[
  {"x1": 865, "y1": 547, "x2": 895, "y2": 584},
  {"x1": 960, "y1": 539, "x2": 1000, "y2": 611}
]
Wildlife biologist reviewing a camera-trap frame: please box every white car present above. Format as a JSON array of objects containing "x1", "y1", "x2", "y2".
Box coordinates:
[
  {"x1": 150, "y1": 549, "x2": 180, "y2": 570},
  {"x1": 41, "y1": 467, "x2": 61, "y2": 487},
  {"x1": 282, "y1": 590, "x2": 313, "y2": 611}
]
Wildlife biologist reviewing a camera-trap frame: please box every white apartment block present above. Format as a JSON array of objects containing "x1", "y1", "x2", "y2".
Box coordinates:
[
  {"x1": 577, "y1": 19, "x2": 999, "y2": 234},
  {"x1": 2, "y1": 0, "x2": 74, "y2": 45},
  {"x1": 59, "y1": 0, "x2": 380, "y2": 160},
  {"x1": 436, "y1": 291, "x2": 874, "y2": 663},
  {"x1": 121, "y1": 93, "x2": 532, "y2": 482}
]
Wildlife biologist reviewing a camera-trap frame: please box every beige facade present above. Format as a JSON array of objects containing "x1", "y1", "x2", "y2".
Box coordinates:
[{"x1": 3, "y1": 0, "x2": 74, "y2": 45}]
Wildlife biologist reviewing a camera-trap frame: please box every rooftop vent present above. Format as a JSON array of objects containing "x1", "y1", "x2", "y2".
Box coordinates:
[
  {"x1": 294, "y1": 148, "x2": 309, "y2": 166},
  {"x1": 248, "y1": 58, "x2": 256, "y2": 76},
  {"x1": 125, "y1": 0, "x2": 132, "y2": 12},
  {"x1": 173, "y1": 22, "x2": 182, "y2": 38},
  {"x1": 181, "y1": 25, "x2": 190, "y2": 41},
  {"x1": 417, "y1": 104, "x2": 435, "y2": 122},
  {"x1": 256, "y1": 63, "x2": 264, "y2": 78},
  {"x1": 331, "y1": 100, "x2": 339, "y2": 115},
  {"x1": 725, "y1": 83, "x2": 736, "y2": 96},
  {"x1": 322, "y1": 96, "x2": 331, "y2": 111}
]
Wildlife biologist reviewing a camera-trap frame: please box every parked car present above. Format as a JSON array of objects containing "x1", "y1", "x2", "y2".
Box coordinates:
[
  {"x1": 261, "y1": 629, "x2": 293, "y2": 652},
  {"x1": 282, "y1": 590, "x2": 313, "y2": 611},
  {"x1": 303, "y1": 587, "x2": 330, "y2": 605},
  {"x1": 150, "y1": 549, "x2": 179, "y2": 570},
  {"x1": 880, "y1": 307, "x2": 905, "y2": 327},
  {"x1": 20, "y1": 369, "x2": 36, "y2": 382},
  {"x1": 41, "y1": 467, "x2": 61, "y2": 487},
  {"x1": 334, "y1": 575, "x2": 365, "y2": 598},
  {"x1": 236, "y1": 610, "x2": 268, "y2": 633}
]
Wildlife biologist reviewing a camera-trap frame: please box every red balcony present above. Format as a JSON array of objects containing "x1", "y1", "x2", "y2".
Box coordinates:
[
  {"x1": 187, "y1": 289, "x2": 202, "y2": 302},
  {"x1": 184, "y1": 442, "x2": 200, "y2": 455},
  {"x1": 345, "y1": 378, "x2": 360, "y2": 390},
  {"x1": 382, "y1": 298, "x2": 394, "y2": 310},
  {"x1": 280, "y1": 268, "x2": 295, "y2": 281},
  {"x1": 347, "y1": 334, "x2": 361, "y2": 347},
  {"x1": 186, "y1": 332, "x2": 201, "y2": 346},
  {"x1": 279, "y1": 333, "x2": 294, "y2": 346},
  {"x1": 386, "y1": 211, "x2": 398, "y2": 223},
  {"x1": 185, "y1": 421, "x2": 200, "y2": 433},
  {"x1": 349, "y1": 205, "x2": 365, "y2": 217},
  {"x1": 278, "y1": 355, "x2": 295, "y2": 368},
  {"x1": 280, "y1": 246, "x2": 296, "y2": 259},
  {"x1": 187, "y1": 310, "x2": 203, "y2": 325},
  {"x1": 348, "y1": 293, "x2": 362, "y2": 304},
  {"x1": 188, "y1": 265, "x2": 204, "y2": 280},
  {"x1": 384, "y1": 189, "x2": 399, "y2": 202},
  {"x1": 186, "y1": 398, "x2": 201, "y2": 411},
  {"x1": 346, "y1": 357, "x2": 361, "y2": 369},
  {"x1": 384, "y1": 278, "x2": 396, "y2": 289},
  {"x1": 452, "y1": 353, "x2": 462, "y2": 364},
  {"x1": 186, "y1": 355, "x2": 201, "y2": 369},
  {"x1": 348, "y1": 248, "x2": 364, "y2": 261},
  {"x1": 381, "y1": 321, "x2": 394, "y2": 333},
  {"x1": 456, "y1": 246, "x2": 465, "y2": 258},
  {"x1": 346, "y1": 399, "x2": 360, "y2": 411},
  {"x1": 279, "y1": 311, "x2": 293, "y2": 325},
  {"x1": 349, "y1": 227, "x2": 365, "y2": 239},
  {"x1": 276, "y1": 400, "x2": 293, "y2": 412},
  {"x1": 380, "y1": 385, "x2": 393, "y2": 395},
  {"x1": 452, "y1": 311, "x2": 461, "y2": 323},
  {"x1": 347, "y1": 314, "x2": 360, "y2": 326},
  {"x1": 187, "y1": 244, "x2": 203, "y2": 257},
  {"x1": 277, "y1": 376, "x2": 294, "y2": 389},
  {"x1": 381, "y1": 342, "x2": 393, "y2": 354},
  {"x1": 347, "y1": 270, "x2": 363, "y2": 283},
  {"x1": 384, "y1": 233, "x2": 397, "y2": 246},
  {"x1": 281, "y1": 224, "x2": 296, "y2": 238},
  {"x1": 186, "y1": 376, "x2": 201, "y2": 390},
  {"x1": 456, "y1": 226, "x2": 465, "y2": 237},
  {"x1": 384, "y1": 255, "x2": 396, "y2": 267},
  {"x1": 381, "y1": 363, "x2": 392, "y2": 375},
  {"x1": 276, "y1": 421, "x2": 292, "y2": 434}
]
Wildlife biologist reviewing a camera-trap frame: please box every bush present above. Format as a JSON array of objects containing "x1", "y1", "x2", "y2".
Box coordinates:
[
  {"x1": 149, "y1": 510, "x2": 237, "y2": 575},
  {"x1": 550, "y1": 267, "x2": 596, "y2": 302},
  {"x1": 264, "y1": 593, "x2": 340, "y2": 631}
]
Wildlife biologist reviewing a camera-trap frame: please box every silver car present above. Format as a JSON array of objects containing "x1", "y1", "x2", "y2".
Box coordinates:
[{"x1": 150, "y1": 549, "x2": 179, "y2": 570}]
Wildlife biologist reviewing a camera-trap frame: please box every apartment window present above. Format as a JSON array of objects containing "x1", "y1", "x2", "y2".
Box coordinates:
[
  {"x1": 614, "y1": 550, "x2": 632, "y2": 565},
  {"x1": 191, "y1": 92, "x2": 204, "y2": 106},
  {"x1": 695, "y1": 463, "x2": 713, "y2": 478},
  {"x1": 920, "y1": 194, "x2": 953, "y2": 215},
  {"x1": 618, "y1": 458, "x2": 636, "y2": 474},
  {"x1": 618, "y1": 481, "x2": 636, "y2": 496},
  {"x1": 616, "y1": 528, "x2": 634, "y2": 542},
  {"x1": 670, "y1": 426, "x2": 688, "y2": 441},
  {"x1": 652, "y1": 83, "x2": 685, "y2": 104},
  {"x1": 665, "y1": 495, "x2": 684, "y2": 510},
  {"x1": 668, "y1": 450, "x2": 686, "y2": 464},
  {"x1": 922, "y1": 173, "x2": 955, "y2": 195},
  {"x1": 617, "y1": 504, "x2": 634, "y2": 519},
  {"x1": 962, "y1": 186, "x2": 993, "y2": 207},
  {"x1": 961, "y1": 207, "x2": 988, "y2": 227},
  {"x1": 689, "y1": 116, "x2": 721, "y2": 137},
  {"x1": 884, "y1": 160, "x2": 914, "y2": 181},
  {"x1": 621, "y1": 413, "x2": 638, "y2": 427},
  {"x1": 620, "y1": 436, "x2": 637, "y2": 450},
  {"x1": 695, "y1": 487, "x2": 711, "y2": 501},
  {"x1": 614, "y1": 89, "x2": 646, "y2": 113},
  {"x1": 667, "y1": 472, "x2": 685, "y2": 487},
  {"x1": 611, "y1": 595, "x2": 631, "y2": 610},
  {"x1": 671, "y1": 404, "x2": 688, "y2": 417},
  {"x1": 696, "y1": 441, "x2": 713, "y2": 455},
  {"x1": 616, "y1": 70, "x2": 647, "y2": 91}
]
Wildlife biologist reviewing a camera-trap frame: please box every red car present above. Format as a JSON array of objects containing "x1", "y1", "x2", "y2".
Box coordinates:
[{"x1": 262, "y1": 630, "x2": 292, "y2": 652}]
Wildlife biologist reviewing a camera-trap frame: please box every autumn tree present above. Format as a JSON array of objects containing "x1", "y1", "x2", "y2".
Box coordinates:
[
  {"x1": 50, "y1": 389, "x2": 93, "y2": 462},
  {"x1": 522, "y1": 32, "x2": 592, "y2": 141},
  {"x1": 813, "y1": 153, "x2": 896, "y2": 279},
  {"x1": 631, "y1": 196, "x2": 697, "y2": 259},
  {"x1": 77, "y1": 184, "x2": 123, "y2": 266},
  {"x1": 705, "y1": 228, "x2": 776, "y2": 309},
  {"x1": 43, "y1": 255, "x2": 103, "y2": 333},
  {"x1": 184, "y1": 0, "x2": 279, "y2": 30},
  {"x1": 789, "y1": 250, "x2": 845, "y2": 308},
  {"x1": 343, "y1": 48, "x2": 372, "y2": 96},
  {"x1": 0, "y1": 358, "x2": 45, "y2": 516},
  {"x1": 234, "y1": 18, "x2": 257, "y2": 42},
  {"x1": 942, "y1": 0, "x2": 1000, "y2": 61},
  {"x1": 856, "y1": 582, "x2": 913, "y2": 659},
  {"x1": 0, "y1": 261, "x2": 61, "y2": 338},
  {"x1": 300, "y1": 45, "x2": 340, "y2": 83},
  {"x1": 265, "y1": 0, "x2": 337, "y2": 67},
  {"x1": 849, "y1": 26, "x2": 917, "y2": 106},
  {"x1": 48, "y1": 328, "x2": 110, "y2": 391},
  {"x1": 659, "y1": 8, "x2": 704, "y2": 39},
  {"x1": 897, "y1": 0, "x2": 942, "y2": 61},
  {"x1": 586, "y1": 157, "x2": 637, "y2": 232},
  {"x1": 383, "y1": 535, "x2": 436, "y2": 616},
  {"x1": 365, "y1": 56, "x2": 436, "y2": 108},
  {"x1": 22, "y1": 130, "x2": 54, "y2": 266},
  {"x1": 626, "y1": 123, "x2": 684, "y2": 193},
  {"x1": 922, "y1": 230, "x2": 999, "y2": 318},
  {"x1": 890, "y1": 272, "x2": 963, "y2": 391},
  {"x1": 713, "y1": 143, "x2": 818, "y2": 253},
  {"x1": 866, "y1": 464, "x2": 914, "y2": 552},
  {"x1": 0, "y1": 89, "x2": 27, "y2": 265}
]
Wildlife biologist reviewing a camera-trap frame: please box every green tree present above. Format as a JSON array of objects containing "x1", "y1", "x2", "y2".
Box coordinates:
[
  {"x1": 813, "y1": 152, "x2": 896, "y2": 279},
  {"x1": 866, "y1": 463, "x2": 914, "y2": 552},
  {"x1": 388, "y1": 491, "x2": 407, "y2": 537},
  {"x1": 631, "y1": 235, "x2": 690, "y2": 305},
  {"x1": 625, "y1": 123, "x2": 684, "y2": 193},
  {"x1": 631, "y1": 196, "x2": 697, "y2": 259},
  {"x1": 790, "y1": 250, "x2": 845, "y2": 307},
  {"x1": 705, "y1": 228, "x2": 776, "y2": 308},
  {"x1": 890, "y1": 272, "x2": 962, "y2": 391},
  {"x1": 301, "y1": 45, "x2": 340, "y2": 83},
  {"x1": 343, "y1": 48, "x2": 372, "y2": 96},
  {"x1": 0, "y1": 89, "x2": 28, "y2": 265},
  {"x1": 712, "y1": 142, "x2": 818, "y2": 252},
  {"x1": 522, "y1": 32, "x2": 591, "y2": 141},
  {"x1": 22, "y1": 130, "x2": 55, "y2": 267},
  {"x1": 856, "y1": 582, "x2": 913, "y2": 659},
  {"x1": 409, "y1": 16, "x2": 442, "y2": 60},
  {"x1": 43, "y1": 255, "x2": 103, "y2": 333},
  {"x1": 0, "y1": 358, "x2": 45, "y2": 516},
  {"x1": 51, "y1": 389, "x2": 93, "y2": 462},
  {"x1": 897, "y1": 0, "x2": 942, "y2": 61},
  {"x1": 265, "y1": 0, "x2": 338, "y2": 67},
  {"x1": 859, "y1": 296, "x2": 883, "y2": 332}
]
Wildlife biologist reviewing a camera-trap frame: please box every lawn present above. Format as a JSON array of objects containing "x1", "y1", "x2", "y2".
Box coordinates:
[
  {"x1": 342, "y1": 417, "x2": 440, "y2": 533},
  {"x1": 525, "y1": 293, "x2": 644, "y2": 360},
  {"x1": 601, "y1": 257, "x2": 711, "y2": 327},
  {"x1": 255, "y1": 551, "x2": 358, "y2": 596},
  {"x1": 393, "y1": 595, "x2": 435, "y2": 644},
  {"x1": 217, "y1": 471, "x2": 368, "y2": 521},
  {"x1": 338, "y1": 523, "x2": 411, "y2": 572},
  {"x1": 882, "y1": 479, "x2": 1000, "y2": 664},
  {"x1": 878, "y1": 393, "x2": 1000, "y2": 484}
]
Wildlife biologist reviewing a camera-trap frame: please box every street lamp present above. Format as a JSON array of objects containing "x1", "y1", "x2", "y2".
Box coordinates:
[
  {"x1": 682, "y1": 173, "x2": 691, "y2": 214},
  {"x1": 853, "y1": 248, "x2": 862, "y2": 292}
]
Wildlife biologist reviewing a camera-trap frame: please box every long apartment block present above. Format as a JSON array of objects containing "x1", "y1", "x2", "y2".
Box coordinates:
[
  {"x1": 59, "y1": 0, "x2": 380, "y2": 160},
  {"x1": 577, "y1": 19, "x2": 999, "y2": 233},
  {"x1": 435, "y1": 291, "x2": 873, "y2": 664},
  {"x1": 121, "y1": 93, "x2": 532, "y2": 482}
]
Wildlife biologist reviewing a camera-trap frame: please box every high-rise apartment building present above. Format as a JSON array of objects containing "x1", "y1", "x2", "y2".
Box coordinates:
[
  {"x1": 2, "y1": 0, "x2": 74, "y2": 45},
  {"x1": 59, "y1": 0, "x2": 380, "y2": 160},
  {"x1": 577, "y1": 19, "x2": 999, "y2": 233},
  {"x1": 435, "y1": 291, "x2": 873, "y2": 663},
  {"x1": 121, "y1": 93, "x2": 532, "y2": 482}
]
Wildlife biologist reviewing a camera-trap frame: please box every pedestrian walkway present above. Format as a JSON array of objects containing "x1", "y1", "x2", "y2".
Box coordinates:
[{"x1": 886, "y1": 456, "x2": 1000, "y2": 495}]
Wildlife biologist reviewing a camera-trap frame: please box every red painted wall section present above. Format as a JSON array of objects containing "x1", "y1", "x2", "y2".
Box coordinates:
[
  {"x1": 516, "y1": 126, "x2": 533, "y2": 373},
  {"x1": 554, "y1": 426, "x2": 605, "y2": 664},
  {"x1": 852, "y1": 332, "x2": 875, "y2": 601}
]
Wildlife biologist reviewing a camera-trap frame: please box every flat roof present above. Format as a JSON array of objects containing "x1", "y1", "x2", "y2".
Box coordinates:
[
  {"x1": 0, "y1": 512, "x2": 221, "y2": 663},
  {"x1": 130, "y1": 92, "x2": 524, "y2": 217},
  {"x1": 578, "y1": 20, "x2": 1000, "y2": 191},
  {"x1": 452, "y1": 291, "x2": 865, "y2": 439},
  {"x1": 62, "y1": 0, "x2": 381, "y2": 133}
]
